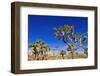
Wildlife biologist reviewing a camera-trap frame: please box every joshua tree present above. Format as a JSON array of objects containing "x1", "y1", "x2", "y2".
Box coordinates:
[
  {"x1": 60, "y1": 50, "x2": 66, "y2": 59},
  {"x1": 29, "y1": 40, "x2": 50, "y2": 60},
  {"x1": 41, "y1": 44, "x2": 50, "y2": 60},
  {"x1": 29, "y1": 44, "x2": 38, "y2": 60},
  {"x1": 54, "y1": 24, "x2": 87, "y2": 59}
]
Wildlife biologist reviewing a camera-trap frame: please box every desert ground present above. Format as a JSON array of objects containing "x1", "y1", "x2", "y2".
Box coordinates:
[{"x1": 28, "y1": 51, "x2": 87, "y2": 61}]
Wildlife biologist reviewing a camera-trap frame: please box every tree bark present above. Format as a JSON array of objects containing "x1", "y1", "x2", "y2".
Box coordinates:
[{"x1": 71, "y1": 50, "x2": 74, "y2": 59}]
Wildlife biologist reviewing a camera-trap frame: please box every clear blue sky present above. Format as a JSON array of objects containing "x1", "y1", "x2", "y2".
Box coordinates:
[{"x1": 28, "y1": 15, "x2": 88, "y2": 51}]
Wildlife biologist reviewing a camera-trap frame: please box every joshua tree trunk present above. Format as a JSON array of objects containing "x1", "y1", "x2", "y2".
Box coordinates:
[
  {"x1": 43, "y1": 52, "x2": 47, "y2": 60},
  {"x1": 71, "y1": 49, "x2": 74, "y2": 59},
  {"x1": 34, "y1": 53, "x2": 37, "y2": 60},
  {"x1": 40, "y1": 51, "x2": 44, "y2": 60}
]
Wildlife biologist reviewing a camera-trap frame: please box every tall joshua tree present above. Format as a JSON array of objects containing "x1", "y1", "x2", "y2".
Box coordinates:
[{"x1": 54, "y1": 25, "x2": 87, "y2": 59}]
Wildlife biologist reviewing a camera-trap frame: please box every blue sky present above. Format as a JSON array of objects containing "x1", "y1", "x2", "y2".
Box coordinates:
[{"x1": 28, "y1": 15, "x2": 88, "y2": 51}]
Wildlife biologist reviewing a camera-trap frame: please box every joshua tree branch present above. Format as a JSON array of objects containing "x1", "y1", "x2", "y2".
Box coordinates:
[
  {"x1": 75, "y1": 45, "x2": 81, "y2": 50},
  {"x1": 62, "y1": 36, "x2": 70, "y2": 47}
]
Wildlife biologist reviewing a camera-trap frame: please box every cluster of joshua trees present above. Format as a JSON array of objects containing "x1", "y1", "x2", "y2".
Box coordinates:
[
  {"x1": 29, "y1": 24, "x2": 88, "y2": 60},
  {"x1": 29, "y1": 40, "x2": 50, "y2": 60}
]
